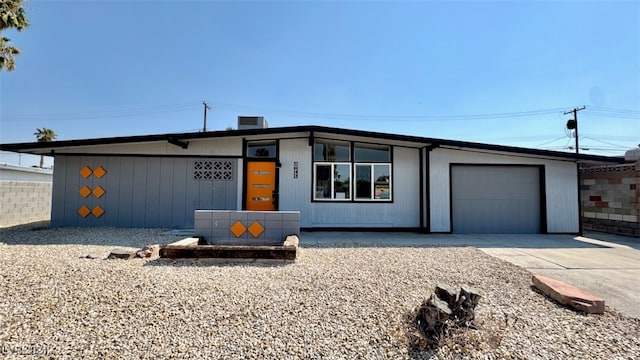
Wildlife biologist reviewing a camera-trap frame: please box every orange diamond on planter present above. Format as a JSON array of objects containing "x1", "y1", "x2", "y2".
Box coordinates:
[
  {"x1": 79, "y1": 186, "x2": 91, "y2": 198},
  {"x1": 248, "y1": 221, "x2": 264, "y2": 238},
  {"x1": 78, "y1": 205, "x2": 90, "y2": 218},
  {"x1": 93, "y1": 166, "x2": 106, "y2": 179},
  {"x1": 92, "y1": 186, "x2": 105, "y2": 198},
  {"x1": 230, "y1": 220, "x2": 247, "y2": 238},
  {"x1": 80, "y1": 166, "x2": 92, "y2": 178},
  {"x1": 92, "y1": 206, "x2": 104, "y2": 218}
]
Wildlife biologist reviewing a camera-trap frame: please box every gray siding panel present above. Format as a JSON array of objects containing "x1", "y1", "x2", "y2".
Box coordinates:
[
  {"x1": 157, "y1": 158, "x2": 175, "y2": 228},
  {"x1": 185, "y1": 166, "x2": 200, "y2": 225},
  {"x1": 52, "y1": 156, "x2": 238, "y2": 228},
  {"x1": 117, "y1": 158, "x2": 135, "y2": 227},
  {"x1": 144, "y1": 158, "x2": 162, "y2": 227},
  {"x1": 198, "y1": 176, "x2": 213, "y2": 210},
  {"x1": 131, "y1": 157, "x2": 148, "y2": 226},
  {"x1": 105, "y1": 157, "x2": 122, "y2": 226},
  {"x1": 51, "y1": 156, "x2": 67, "y2": 227},
  {"x1": 64, "y1": 156, "x2": 81, "y2": 226},
  {"x1": 171, "y1": 158, "x2": 188, "y2": 228}
]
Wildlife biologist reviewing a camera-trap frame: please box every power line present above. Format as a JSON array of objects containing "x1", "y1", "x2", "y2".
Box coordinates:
[
  {"x1": 469, "y1": 134, "x2": 562, "y2": 142},
  {"x1": 581, "y1": 136, "x2": 631, "y2": 149},
  {"x1": 212, "y1": 102, "x2": 570, "y2": 121},
  {"x1": 583, "y1": 112, "x2": 640, "y2": 120},
  {"x1": 537, "y1": 135, "x2": 570, "y2": 148},
  {"x1": 3, "y1": 100, "x2": 638, "y2": 128},
  {"x1": 3, "y1": 101, "x2": 197, "y2": 118},
  {"x1": 581, "y1": 134, "x2": 639, "y2": 141},
  {"x1": 587, "y1": 106, "x2": 640, "y2": 114},
  {"x1": 1, "y1": 102, "x2": 199, "y2": 122}
]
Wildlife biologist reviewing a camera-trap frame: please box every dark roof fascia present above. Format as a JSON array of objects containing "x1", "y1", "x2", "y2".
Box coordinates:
[
  {"x1": 0, "y1": 128, "x2": 288, "y2": 151},
  {"x1": 304, "y1": 126, "x2": 625, "y2": 163},
  {"x1": 0, "y1": 125, "x2": 624, "y2": 164}
]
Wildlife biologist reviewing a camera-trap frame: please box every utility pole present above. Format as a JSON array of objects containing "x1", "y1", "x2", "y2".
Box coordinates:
[
  {"x1": 203, "y1": 101, "x2": 212, "y2": 132},
  {"x1": 564, "y1": 106, "x2": 585, "y2": 154},
  {"x1": 564, "y1": 106, "x2": 586, "y2": 236}
]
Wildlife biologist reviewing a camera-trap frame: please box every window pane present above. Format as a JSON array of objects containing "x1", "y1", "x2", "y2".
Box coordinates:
[
  {"x1": 355, "y1": 165, "x2": 371, "y2": 199},
  {"x1": 334, "y1": 164, "x2": 351, "y2": 199},
  {"x1": 315, "y1": 165, "x2": 331, "y2": 199},
  {"x1": 247, "y1": 141, "x2": 276, "y2": 158},
  {"x1": 354, "y1": 144, "x2": 389, "y2": 162},
  {"x1": 374, "y1": 164, "x2": 391, "y2": 200},
  {"x1": 314, "y1": 141, "x2": 350, "y2": 161}
]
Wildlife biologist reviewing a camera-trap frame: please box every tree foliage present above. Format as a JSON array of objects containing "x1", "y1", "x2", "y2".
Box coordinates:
[
  {"x1": 1, "y1": 0, "x2": 29, "y2": 72},
  {"x1": 34, "y1": 127, "x2": 57, "y2": 168},
  {"x1": 34, "y1": 127, "x2": 57, "y2": 142}
]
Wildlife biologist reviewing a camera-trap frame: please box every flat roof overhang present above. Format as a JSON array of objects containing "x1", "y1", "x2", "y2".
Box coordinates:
[{"x1": 0, "y1": 125, "x2": 625, "y2": 165}]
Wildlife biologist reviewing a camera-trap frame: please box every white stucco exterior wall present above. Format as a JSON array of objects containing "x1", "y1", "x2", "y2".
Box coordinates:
[
  {"x1": 429, "y1": 148, "x2": 579, "y2": 233},
  {"x1": 279, "y1": 139, "x2": 421, "y2": 228}
]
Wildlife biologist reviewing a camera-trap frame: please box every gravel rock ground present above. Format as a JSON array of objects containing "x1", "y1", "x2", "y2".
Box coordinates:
[{"x1": 1, "y1": 225, "x2": 639, "y2": 359}]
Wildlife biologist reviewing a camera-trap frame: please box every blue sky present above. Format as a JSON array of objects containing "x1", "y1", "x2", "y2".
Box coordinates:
[{"x1": 1, "y1": 0, "x2": 639, "y2": 167}]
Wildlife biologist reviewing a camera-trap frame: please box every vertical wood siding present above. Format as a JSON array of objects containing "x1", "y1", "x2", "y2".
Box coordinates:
[{"x1": 51, "y1": 156, "x2": 238, "y2": 228}]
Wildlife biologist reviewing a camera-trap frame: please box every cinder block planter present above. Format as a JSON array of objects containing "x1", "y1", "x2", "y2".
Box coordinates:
[{"x1": 194, "y1": 210, "x2": 300, "y2": 245}]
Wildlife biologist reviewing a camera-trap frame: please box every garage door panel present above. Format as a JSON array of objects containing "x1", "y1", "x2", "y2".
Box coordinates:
[{"x1": 452, "y1": 166, "x2": 541, "y2": 234}]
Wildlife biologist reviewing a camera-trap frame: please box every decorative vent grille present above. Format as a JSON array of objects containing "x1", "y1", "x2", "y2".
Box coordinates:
[
  {"x1": 194, "y1": 161, "x2": 233, "y2": 181},
  {"x1": 580, "y1": 164, "x2": 636, "y2": 174}
]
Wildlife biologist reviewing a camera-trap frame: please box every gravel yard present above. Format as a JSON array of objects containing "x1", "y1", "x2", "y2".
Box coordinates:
[{"x1": 1, "y1": 226, "x2": 639, "y2": 359}]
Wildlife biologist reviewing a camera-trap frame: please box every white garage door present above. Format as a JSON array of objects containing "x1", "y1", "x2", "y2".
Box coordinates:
[{"x1": 451, "y1": 165, "x2": 542, "y2": 233}]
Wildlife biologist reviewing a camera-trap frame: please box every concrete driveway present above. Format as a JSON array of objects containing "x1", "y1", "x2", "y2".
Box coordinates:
[{"x1": 299, "y1": 231, "x2": 640, "y2": 318}]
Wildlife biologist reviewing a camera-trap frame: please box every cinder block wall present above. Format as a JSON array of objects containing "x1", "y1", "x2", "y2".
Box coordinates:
[
  {"x1": 0, "y1": 181, "x2": 52, "y2": 227},
  {"x1": 195, "y1": 210, "x2": 300, "y2": 245},
  {"x1": 580, "y1": 162, "x2": 639, "y2": 237}
]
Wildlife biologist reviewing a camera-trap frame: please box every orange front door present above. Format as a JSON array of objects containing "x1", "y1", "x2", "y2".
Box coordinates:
[{"x1": 246, "y1": 161, "x2": 276, "y2": 211}]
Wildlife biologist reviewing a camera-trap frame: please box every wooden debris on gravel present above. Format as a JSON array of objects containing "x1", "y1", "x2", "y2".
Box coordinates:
[
  {"x1": 532, "y1": 274, "x2": 605, "y2": 314},
  {"x1": 416, "y1": 284, "x2": 482, "y2": 347}
]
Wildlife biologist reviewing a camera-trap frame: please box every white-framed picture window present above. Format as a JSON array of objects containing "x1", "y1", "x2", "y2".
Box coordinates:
[
  {"x1": 355, "y1": 163, "x2": 391, "y2": 200},
  {"x1": 314, "y1": 162, "x2": 351, "y2": 200},
  {"x1": 313, "y1": 139, "x2": 392, "y2": 202}
]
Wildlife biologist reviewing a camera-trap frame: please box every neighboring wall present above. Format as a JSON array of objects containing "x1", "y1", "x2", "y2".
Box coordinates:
[
  {"x1": 580, "y1": 162, "x2": 639, "y2": 237},
  {"x1": 0, "y1": 165, "x2": 53, "y2": 227},
  {"x1": 0, "y1": 163, "x2": 53, "y2": 182},
  {"x1": 0, "y1": 181, "x2": 52, "y2": 227},
  {"x1": 429, "y1": 148, "x2": 579, "y2": 233}
]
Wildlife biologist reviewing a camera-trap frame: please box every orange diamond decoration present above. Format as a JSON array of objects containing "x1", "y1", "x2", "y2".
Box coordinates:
[
  {"x1": 78, "y1": 205, "x2": 90, "y2": 218},
  {"x1": 248, "y1": 221, "x2": 264, "y2": 238},
  {"x1": 92, "y1": 206, "x2": 105, "y2": 218},
  {"x1": 93, "y1": 166, "x2": 106, "y2": 179},
  {"x1": 79, "y1": 186, "x2": 92, "y2": 198},
  {"x1": 80, "y1": 166, "x2": 92, "y2": 178},
  {"x1": 230, "y1": 220, "x2": 247, "y2": 238},
  {"x1": 92, "y1": 186, "x2": 105, "y2": 198}
]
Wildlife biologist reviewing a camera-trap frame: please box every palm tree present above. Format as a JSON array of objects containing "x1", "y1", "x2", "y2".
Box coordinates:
[
  {"x1": 0, "y1": 0, "x2": 29, "y2": 72},
  {"x1": 34, "y1": 128, "x2": 57, "y2": 168}
]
